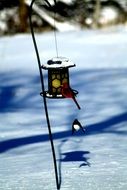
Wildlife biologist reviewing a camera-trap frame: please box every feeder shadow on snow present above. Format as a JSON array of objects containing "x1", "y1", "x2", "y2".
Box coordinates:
[
  {"x1": 58, "y1": 139, "x2": 90, "y2": 167},
  {"x1": 57, "y1": 150, "x2": 90, "y2": 189},
  {"x1": 60, "y1": 150, "x2": 91, "y2": 167}
]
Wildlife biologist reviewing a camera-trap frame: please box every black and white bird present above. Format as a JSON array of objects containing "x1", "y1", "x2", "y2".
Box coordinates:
[{"x1": 72, "y1": 119, "x2": 85, "y2": 135}]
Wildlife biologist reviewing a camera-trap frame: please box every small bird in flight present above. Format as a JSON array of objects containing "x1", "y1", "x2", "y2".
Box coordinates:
[{"x1": 72, "y1": 119, "x2": 86, "y2": 135}]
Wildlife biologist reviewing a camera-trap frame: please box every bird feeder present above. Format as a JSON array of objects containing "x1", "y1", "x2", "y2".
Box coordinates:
[{"x1": 41, "y1": 57, "x2": 78, "y2": 98}]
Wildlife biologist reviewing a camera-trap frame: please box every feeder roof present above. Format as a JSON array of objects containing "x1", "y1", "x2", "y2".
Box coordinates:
[{"x1": 41, "y1": 57, "x2": 75, "y2": 69}]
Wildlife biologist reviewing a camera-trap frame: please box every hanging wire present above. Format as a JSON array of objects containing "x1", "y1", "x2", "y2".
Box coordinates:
[
  {"x1": 29, "y1": 0, "x2": 60, "y2": 189},
  {"x1": 53, "y1": 1, "x2": 59, "y2": 57}
]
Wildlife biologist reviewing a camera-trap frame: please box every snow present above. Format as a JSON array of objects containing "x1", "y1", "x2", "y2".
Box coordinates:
[
  {"x1": 0, "y1": 26, "x2": 127, "y2": 190},
  {"x1": 42, "y1": 57, "x2": 75, "y2": 69}
]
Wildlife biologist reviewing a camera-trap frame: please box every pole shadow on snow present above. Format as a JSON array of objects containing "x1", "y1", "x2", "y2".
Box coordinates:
[{"x1": 0, "y1": 112, "x2": 127, "y2": 154}]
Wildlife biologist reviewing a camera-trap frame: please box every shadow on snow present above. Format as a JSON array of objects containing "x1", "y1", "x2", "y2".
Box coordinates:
[
  {"x1": 0, "y1": 69, "x2": 127, "y2": 153},
  {"x1": 0, "y1": 112, "x2": 127, "y2": 153},
  {"x1": 1, "y1": 69, "x2": 127, "y2": 112}
]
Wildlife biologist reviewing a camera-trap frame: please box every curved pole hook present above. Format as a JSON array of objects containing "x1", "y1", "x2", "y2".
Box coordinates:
[{"x1": 29, "y1": 1, "x2": 60, "y2": 189}]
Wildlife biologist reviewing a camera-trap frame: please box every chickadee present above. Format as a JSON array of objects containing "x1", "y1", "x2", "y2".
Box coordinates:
[{"x1": 72, "y1": 119, "x2": 86, "y2": 135}]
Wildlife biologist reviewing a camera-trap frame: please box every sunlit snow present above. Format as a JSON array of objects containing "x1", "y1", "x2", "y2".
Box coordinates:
[{"x1": 0, "y1": 26, "x2": 127, "y2": 190}]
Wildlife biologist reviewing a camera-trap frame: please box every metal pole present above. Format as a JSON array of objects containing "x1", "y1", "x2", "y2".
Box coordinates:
[{"x1": 29, "y1": 0, "x2": 60, "y2": 189}]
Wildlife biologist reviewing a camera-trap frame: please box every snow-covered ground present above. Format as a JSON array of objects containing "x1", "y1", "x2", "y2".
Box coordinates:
[{"x1": 0, "y1": 26, "x2": 127, "y2": 190}]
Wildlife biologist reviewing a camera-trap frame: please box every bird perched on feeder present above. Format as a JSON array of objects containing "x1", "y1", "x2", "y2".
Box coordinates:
[
  {"x1": 61, "y1": 83, "x2": 81, "y2": 109},
  {"x1": 72, "y1": 119, "x2": 85, "y2": 135}
]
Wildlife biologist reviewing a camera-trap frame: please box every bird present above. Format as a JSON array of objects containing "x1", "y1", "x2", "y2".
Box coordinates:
[
  {"x1": 72, "y1": 119, "x2": 85, "y2": 135},
  {"x1": 61, "y1": 83, "x2": 81, "y2": 109}
]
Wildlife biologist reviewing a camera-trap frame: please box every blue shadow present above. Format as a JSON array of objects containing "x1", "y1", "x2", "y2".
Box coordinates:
[
  {"x1": 0, "y1": 112, "x2": 127, "y2": 153},
  {"x1": 60, "y1": 151, "x2": 91, "y2": 167},
  {"x1": 0, "y1": 69, "x2": 127, "y2": 153}
]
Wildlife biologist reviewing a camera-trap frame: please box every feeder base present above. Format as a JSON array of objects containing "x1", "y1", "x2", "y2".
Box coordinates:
[
  {"x1": 40, "y1": 90, "x2": 78, "y2": 99},
  {"x1": 40, "y1": 91, "x2": 64, "y2": 99}
]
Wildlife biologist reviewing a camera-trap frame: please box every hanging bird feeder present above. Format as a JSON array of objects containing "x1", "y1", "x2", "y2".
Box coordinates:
[{"x1": 41, "y1": 57, "x2": 78, "y2": 98}]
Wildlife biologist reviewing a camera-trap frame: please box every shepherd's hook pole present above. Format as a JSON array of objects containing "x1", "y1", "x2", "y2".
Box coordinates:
[{"x1": 29, "y1": 0, "x2": 60, "y2": 189}]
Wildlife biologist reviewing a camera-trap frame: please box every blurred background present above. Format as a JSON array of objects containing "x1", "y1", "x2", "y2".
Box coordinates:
[{"x1": 0, "y1": 0, "x2": 127, "y2": 35}]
